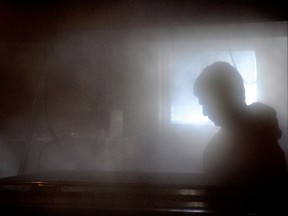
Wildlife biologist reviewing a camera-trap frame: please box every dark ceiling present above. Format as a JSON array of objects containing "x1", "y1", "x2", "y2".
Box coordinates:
[{"x1": 1, "y1": 0, "x2": 287, "y2": 41}]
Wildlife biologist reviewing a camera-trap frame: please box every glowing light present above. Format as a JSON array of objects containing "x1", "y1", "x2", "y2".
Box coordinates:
[{"x1": 170, "y1": 50, "x2": 257, "y2": 125}]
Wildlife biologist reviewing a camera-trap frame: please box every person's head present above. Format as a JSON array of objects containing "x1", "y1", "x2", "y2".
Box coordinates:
[{"x1": 193, "y1": 61, "x2": 246, "y2": 127}]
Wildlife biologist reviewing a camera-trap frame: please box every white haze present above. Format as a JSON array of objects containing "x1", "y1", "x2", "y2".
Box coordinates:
[{"x1": 0, "y1": 21, "x2": 287, "y2": 179}]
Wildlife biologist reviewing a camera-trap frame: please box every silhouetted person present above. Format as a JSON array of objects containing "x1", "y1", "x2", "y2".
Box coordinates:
[{"x1": 193, "y1": 61, "x2": 286, "y2": 187}]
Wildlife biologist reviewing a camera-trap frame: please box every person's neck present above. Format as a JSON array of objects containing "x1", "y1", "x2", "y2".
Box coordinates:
[{"x1": 222, "y1": 103, "x2": 249, "y2": 131}]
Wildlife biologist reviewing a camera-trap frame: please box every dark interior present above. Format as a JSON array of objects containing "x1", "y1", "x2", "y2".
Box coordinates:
[{"x1": 0, "y1": 1, "x2": 287, "y2": 215}]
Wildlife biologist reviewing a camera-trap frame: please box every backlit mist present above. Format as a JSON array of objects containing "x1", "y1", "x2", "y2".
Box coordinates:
[{"x1": 0, "y1": 1, "x2": 287, "y2": 179}]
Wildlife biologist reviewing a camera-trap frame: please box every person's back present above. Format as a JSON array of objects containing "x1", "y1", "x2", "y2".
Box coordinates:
[
  {"x1": 193, "y1": 61, "x2": 287, "y2": 186},
  {"x1": 203, "y1": 102, "x2": 286, "y2": 186}
]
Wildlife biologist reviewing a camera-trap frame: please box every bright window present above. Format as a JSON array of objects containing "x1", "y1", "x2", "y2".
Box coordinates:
[{"x1": 169, "y1": 50, "x2": 257, "y2": 125}]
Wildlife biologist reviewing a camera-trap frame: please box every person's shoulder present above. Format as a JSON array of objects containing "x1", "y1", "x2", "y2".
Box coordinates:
[
  {"x1": 247, "y1": 102, "x2": 280, "y2": 128},
  {"x1": 248, "y1": 102, "x2": 277, "y2": 116},
  {"x1": 248, "y1": 102, "x2": 282, "y2": 138}
]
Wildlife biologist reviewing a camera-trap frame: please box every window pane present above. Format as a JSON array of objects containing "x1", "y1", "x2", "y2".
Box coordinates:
[{"x1": 169, "y1": 51, "x2": 257, "y2": 125}]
